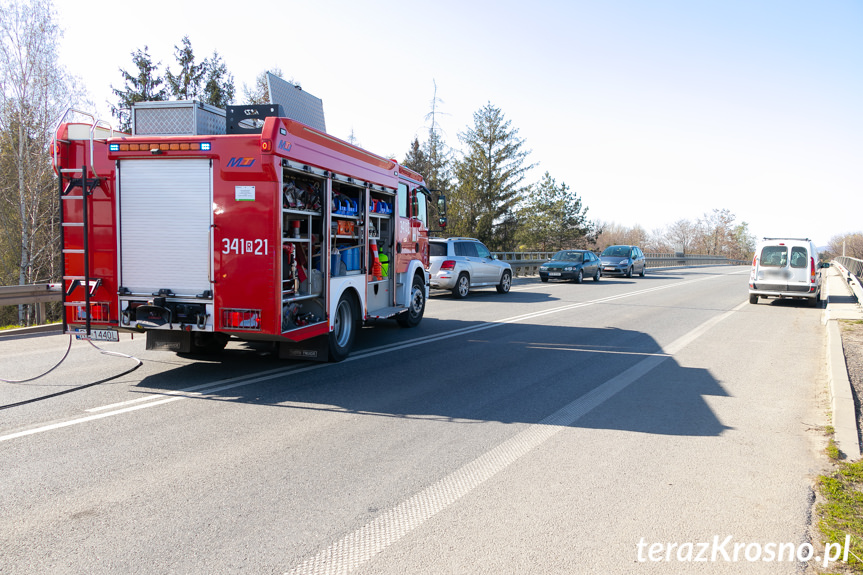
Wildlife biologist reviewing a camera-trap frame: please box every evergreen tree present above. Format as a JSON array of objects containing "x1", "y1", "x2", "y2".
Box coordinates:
[
  {"x1": 516, "y1": 172, "x2": 597, "y2": 251},
  {"x1": 201, "y1": 51, "x2": 235, "y2": 108},
  {"x1": 110, "y1": 46, "x2": 167, "y2": 132},
  {"x1": 165, "y1": 35, "x2": 206, "y2": 100},
  {"x1": 449, "y1": 103, "x2": 533, "y2": 250}
]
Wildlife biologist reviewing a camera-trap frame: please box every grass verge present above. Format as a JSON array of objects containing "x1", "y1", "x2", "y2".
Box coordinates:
[{"x1": 816, "y1": 440, "x2": 863, "y2": 573}]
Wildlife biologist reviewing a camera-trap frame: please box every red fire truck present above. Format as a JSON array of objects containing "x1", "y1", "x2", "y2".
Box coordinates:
[{"x1": 52, "y1": 102, "x2": 445, "y2": 361}]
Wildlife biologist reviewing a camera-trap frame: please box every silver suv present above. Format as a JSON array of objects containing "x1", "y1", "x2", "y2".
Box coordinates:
[{"x1": 428, "y1": 237, "x2": 513, "y2": 298}]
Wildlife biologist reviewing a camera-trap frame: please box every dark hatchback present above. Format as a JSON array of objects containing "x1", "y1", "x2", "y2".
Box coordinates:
[{"x1": 539, "y1": 250, "x2": 601, "y2": 283}]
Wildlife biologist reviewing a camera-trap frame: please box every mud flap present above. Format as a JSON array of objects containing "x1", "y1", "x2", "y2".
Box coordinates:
[
  {"x1": 146, "y1": 330, "x2": 192, "y2": 352},
  {"x1": 279, "y1": 333, "x2": 329, "y2": 362}
]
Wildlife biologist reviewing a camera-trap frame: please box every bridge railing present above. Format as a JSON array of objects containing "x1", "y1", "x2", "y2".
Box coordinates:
[
  {"x1": 0, "y1": 254, "x2": 750, "y2": 325},
  {"x1": 494, "y1": 252, "x2": 749, "y2": 277},
  {"x1": 836, "y1": 256, "x2": 863, "y2": 279}
]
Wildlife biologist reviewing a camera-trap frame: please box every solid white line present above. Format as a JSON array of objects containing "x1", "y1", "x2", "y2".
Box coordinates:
[
  {"x1": 284, "y1": 300, "x2": 746, "y2": 575},
  {"x1": 0, "y1": 272, "x2": 732, "y2": 444}
]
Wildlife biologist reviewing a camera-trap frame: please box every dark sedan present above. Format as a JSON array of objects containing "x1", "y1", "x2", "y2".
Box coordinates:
[{"x1": 539, "y1": 250, "x2": 601, "y2": 283}]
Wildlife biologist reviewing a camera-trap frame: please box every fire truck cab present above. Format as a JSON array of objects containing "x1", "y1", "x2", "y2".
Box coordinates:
[{"x1": 52, "y1": 102, "x2": 443, "y2": 361}]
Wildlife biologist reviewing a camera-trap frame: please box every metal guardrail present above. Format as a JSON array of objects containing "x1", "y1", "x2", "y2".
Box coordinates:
[
  {"x1": 837, "y1": 256, "x2": 863, "y2": 279},
  {"x1": 0, "y1": 255, "x2": 750, "y2": 307},
  {"x1": 494, "y1": 253, "x2": 749, "y2": 277},
  {"x1": 0, "y1": 284, "x2": 62, "y2": 327}
]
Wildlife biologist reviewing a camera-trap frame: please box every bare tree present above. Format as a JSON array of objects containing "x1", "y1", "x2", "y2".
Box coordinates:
[
  {"x1": 0, "y1": 0, "x2": 80, "y2": 324},
  {"x1": 665, "y1": 219, "x2": 697, "y2": 254},
  {"x1": 828, "y1": 232, "x2": 863, "y2": 259}
]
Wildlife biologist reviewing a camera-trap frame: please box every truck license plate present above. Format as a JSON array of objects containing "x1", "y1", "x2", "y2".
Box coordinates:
[{"x1": 73, "y1": 329, "x2": 119, "y2": 342}]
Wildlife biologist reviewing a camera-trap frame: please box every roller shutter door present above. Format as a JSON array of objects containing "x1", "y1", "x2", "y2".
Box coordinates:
[{"x1": 119, "y1": 159, "x2": 212, "y2": 296}]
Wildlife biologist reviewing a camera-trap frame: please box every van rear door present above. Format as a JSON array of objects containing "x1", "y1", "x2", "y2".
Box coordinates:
[
  {"x1": 787, "y1": 245, "x2": 811, "y2": 293},
  {"x1": 756, "y1": 245, "x2": 789, "y2": 291}
]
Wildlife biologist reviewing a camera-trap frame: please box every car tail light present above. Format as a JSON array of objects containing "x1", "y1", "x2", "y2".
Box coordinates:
[
  {"x1": 810, "y1": 257, "x2": 816, "y2": 282},
  {"x1": 440, "y1": 260, "x2": 456, "y2": 271}
]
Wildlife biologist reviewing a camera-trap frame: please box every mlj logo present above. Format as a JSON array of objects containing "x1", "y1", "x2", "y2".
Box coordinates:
[
  {"x1": 227, "y1": 157, "x2": 255, "y2": 168},
  {"x1": 278, "y1": 140, "x2": 292, "y2": 152}
]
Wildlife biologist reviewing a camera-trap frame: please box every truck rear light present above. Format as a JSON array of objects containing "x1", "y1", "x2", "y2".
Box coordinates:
[
  {"x1": 262, "y1": 139, "x2": 273, "y2": 152},
  {"x1": 440, "y1": 260, "x2": 456, "y2": 271},
  {"x1": 222, "y1": 308, "x2": 262, "y2": 331},
  {"x1": 75, "y1": 302, "x2": 110, "y2": 322}
]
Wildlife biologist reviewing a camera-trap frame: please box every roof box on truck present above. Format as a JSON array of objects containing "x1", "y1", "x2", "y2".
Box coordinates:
[{"x1": 131, "y1": 100, "x2": 226, "y2": 136}]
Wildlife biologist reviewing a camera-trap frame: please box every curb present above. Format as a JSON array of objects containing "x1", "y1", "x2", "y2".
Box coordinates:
[
  {"x1": 827, "y1": 319, "x2": 861, "y2": 460},
  {"x1": 825, "y1": 263, "x2": 862, "y2": 460}
]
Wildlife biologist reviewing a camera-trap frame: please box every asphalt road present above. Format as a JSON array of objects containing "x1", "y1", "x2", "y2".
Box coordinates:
[{"x1": 0, "y1": 267, "x2": 830, "y2": 574}]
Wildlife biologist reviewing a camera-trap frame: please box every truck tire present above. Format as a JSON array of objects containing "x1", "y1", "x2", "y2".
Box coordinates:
[
  {"x1": 398, "y1": 274, "x2": 426, "y2": 327},
  {"x1": 328, "y1": 293, "x2": 356, "y2": 362}
]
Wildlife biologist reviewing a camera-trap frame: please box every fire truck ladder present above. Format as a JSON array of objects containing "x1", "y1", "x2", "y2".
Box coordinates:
[{"x1": 55, "y1": 110, "x2": 114, "y2": 337}]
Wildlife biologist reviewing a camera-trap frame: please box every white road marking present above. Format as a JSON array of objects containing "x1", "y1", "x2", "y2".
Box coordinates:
[
  {"x1": 284, "y1": 299, "x2": 749, "y2": 575},
  {"x1": 0, "y1": 272, "x2": 731, "y2": 444}
]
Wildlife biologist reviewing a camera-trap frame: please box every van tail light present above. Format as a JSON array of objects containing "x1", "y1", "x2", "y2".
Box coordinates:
[
  {"x1": 440, "y1": 260, "x2": 456, "y2": 271},
  {"x1": 810, "y1": 257, "x2": 816, "y2": 282}
]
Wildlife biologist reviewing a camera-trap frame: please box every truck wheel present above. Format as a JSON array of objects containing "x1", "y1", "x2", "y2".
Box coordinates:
[
  {"x1": 452, "y1": 273, "x2": 470, "y2": 298},
  {"x1": 398, "y1": 274, "x2": 426, "y2": 327},
  {"x1": 496, "y1": 271, "x2": 512, "y2": 294},
  {"x1": 328, "y1": 293, "x2": 356, "y2": 362}
]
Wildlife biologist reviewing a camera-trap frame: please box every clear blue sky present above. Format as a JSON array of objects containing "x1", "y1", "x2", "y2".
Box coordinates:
[{"x1": 55, "y1": 0, "x2": 862, "y2": 247}]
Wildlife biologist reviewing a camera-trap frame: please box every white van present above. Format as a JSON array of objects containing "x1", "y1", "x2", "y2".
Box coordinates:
[{"x1": 748, "y1": 237, "x2": 829, "y2": 306}]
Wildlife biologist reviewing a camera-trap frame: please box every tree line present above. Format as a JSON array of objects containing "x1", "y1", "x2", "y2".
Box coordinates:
[{"x1": 1, "y1": 0, "x2": 857, "y2": 327}]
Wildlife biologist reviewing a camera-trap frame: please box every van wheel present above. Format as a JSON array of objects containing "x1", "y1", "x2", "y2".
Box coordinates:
[
  {"x1": 625, "y1": 267, "x2": 633, "y2": 278},
  {"x1": 809, "y1": 295, "x2": 819, "y2": 308},
  {"x1": 452, "y1": 273, "x2": 470, "y2": 298},
  {"x1": 639, "y1": 266, "x2": 645, "y2": 277},
  {"x1": 749, "y1": 294, "x2": 758, "y2": 304},
  {"x1": 328, "y1": 293, "x2": 356, "y2": 362},
  {"x1": 398, "y1": 274, "x2": 426, "y2": 327}
]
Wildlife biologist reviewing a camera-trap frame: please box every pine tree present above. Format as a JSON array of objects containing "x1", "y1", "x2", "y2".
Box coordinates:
[
  {"x1": 165, "y1": 35, "x2": 206, "y2": 100},
  {"x1": 515, "y1": 172, "x2": 596, "y2": 251},
  {"x1": 449, "y1": 103, "x2": 533, "y2": 250},
  {"x1": 110, "y1": 46, "x2": 167, "y2": 132},
  {"x1": 201, "y1": 51, "x2": 235, "y2": 108}
]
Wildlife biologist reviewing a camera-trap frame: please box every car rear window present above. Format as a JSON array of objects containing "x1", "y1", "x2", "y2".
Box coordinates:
[
  {"x1": 760, "y1": 246, "x2": 787, "y2": 267},
  {"x1": 790, "y1": 247, "x2": 808, "y2": 268},
  {"x1": 429, "y1": 242, "x2": 447, "y2": 257}
]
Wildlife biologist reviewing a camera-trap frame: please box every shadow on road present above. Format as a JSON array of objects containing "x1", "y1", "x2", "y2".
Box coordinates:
[{"x1": 133, "y1": 318, "x2": 731, "y2": 438}]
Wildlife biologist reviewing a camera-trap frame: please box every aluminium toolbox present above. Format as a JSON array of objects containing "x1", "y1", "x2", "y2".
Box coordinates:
[{"x1": 131, "y1": 100, "x2": 226, "y2": 136}]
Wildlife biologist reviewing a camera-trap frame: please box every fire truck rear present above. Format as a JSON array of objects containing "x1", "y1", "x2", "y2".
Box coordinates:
[{"x1": 52, "y1": 102, "x2": 445, "y2": 361}]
